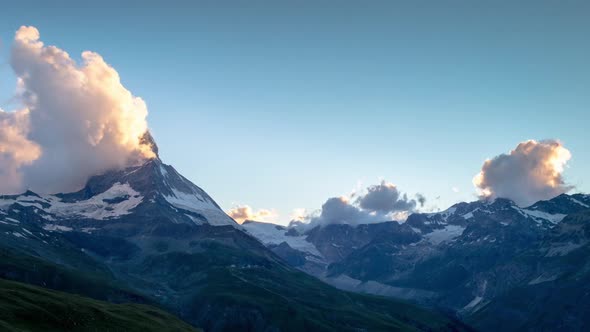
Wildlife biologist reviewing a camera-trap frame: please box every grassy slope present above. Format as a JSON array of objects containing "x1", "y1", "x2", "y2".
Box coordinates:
[
  {"x1": 201, "y1": 266, "x2": 463, "y2": 332},
  {"x1": 0, "y1": 278, "x2": 200, "y2": 332},
  {"x1": 0, "y1": 248, "x2": 147, "y2": 304},
  {"x1": 139, "y1": 242, "x2": 470, "y2": 332}
]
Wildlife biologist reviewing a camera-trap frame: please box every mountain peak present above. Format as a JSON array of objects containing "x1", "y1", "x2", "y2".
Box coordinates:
[
  {"x1": 0, "y1": 157, "x2": 236, "y2": 230},
  {"x1": 73, "y1": 158, "x2": 237, "y2": 227},
  {"x1": 139, "y1": 131, "x2": 159, "y2": 158}
]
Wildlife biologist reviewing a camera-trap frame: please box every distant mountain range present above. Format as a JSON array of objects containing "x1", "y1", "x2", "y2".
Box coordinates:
[
  {"x1": 0, "y1": 152, "x2": 468, "y2": 331},
  {"x1": 243, "y1": 193, "x2": 590, "y2": 331}
]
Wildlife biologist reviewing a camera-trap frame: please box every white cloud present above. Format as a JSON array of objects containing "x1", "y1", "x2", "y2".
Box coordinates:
[
  {"x1": 0, "y1": 26, "x2": 155, "y2": 194},
  {"x1": 473, "y1": 139, "x2": 572, "y2": 206}
]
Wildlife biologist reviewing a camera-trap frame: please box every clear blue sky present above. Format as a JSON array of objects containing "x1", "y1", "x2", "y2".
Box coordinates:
[{"x1": 1, "y1": 1, "x2": 588, "y2": 223}]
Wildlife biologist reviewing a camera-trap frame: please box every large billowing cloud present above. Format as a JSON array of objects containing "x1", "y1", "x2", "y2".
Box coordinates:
[
  {"x1": 473, "y1": 139, "x2": 572, "y2": 206},
  {"x1": 307, "y1": 181, "x2": 422, "y2": 227},
  {"x1": 0, "y1": 26, "x2": 155, "y2": 194},
  {"x1": 227, "y1": 205, "x2": 278, "y2": 224}
]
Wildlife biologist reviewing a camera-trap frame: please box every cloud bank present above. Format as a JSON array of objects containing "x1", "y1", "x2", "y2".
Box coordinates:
[
  {"x1": 0, "y1": 26, "x2": 155, "y2": 194},
  {"x1": 227, "y1": 205, "x2": 278, "y2": 224},
  {"x1": 307, "y1": 181, "x2": 422, "y2": 227},
  {"x1": 473, "y1": 139, "x2": 572, "y2": 206}
]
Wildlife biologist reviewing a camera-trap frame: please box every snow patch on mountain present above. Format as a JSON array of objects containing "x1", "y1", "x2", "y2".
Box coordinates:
[
  {"x1": 164, "y1": 188, "x2": 235, "y2": 226},
  {"x1": 11, "y1": 232, "x2": 26, "y2": 238},
  {"x1": 545, "y1": 241, "x2": 587, "y2": 257},
  {"x1": 47, "y1": 183, "x2": 143, "y2": 220},
  {"x1": 0, "y1": 183, "x2": 144, "y2": 221},
  {"x1": 243, "y1": 221, "x2": 323, "y2": 258},
  {"x1": 462, "y1": 211, "x2": 475, "y2": 220},
  {"x1": 0, "y1": 195, "x2": 46, "y2": 210},
  {"x1": 462, "y1": 296, "x2": 483, "y2": 311},
  {"x1": 156, "y1": 162, "x2": 236, "y2": 227},
  {"x1": 514, "y1": 207, "x2": 566, "y2": 225},
  {"x1": 43, "y1": 224, "x2": 74, "y2": 232},
  {"x1": 164, "y1": 189, "x2": 217, "y2": 213},
  {"x1": 423, "y1": 224, "x2": 465, "y2": 244},
  {"x1": 424, "y1": 207, "x2": 457, "y2": 224},
  {"x1": 569, "y1": 197, "x2": 589, "y2": 208},
  {"x1": 528, "y1": 272, "x2": 561, "y2": 285}
]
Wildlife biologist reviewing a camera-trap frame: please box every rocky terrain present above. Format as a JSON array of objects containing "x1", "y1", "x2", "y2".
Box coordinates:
[{"x1": 243, "y1": 193, "x2": 590, "y2": 331}]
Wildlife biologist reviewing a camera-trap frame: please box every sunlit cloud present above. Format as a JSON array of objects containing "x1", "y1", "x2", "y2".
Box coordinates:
[
  {"x1": 473, "y1": 139, "x2": 572, "y2": 206},
  {"x1": 227, "y1": 205, "x2": 279, "y2": 224},
  {"x1": 0, "y1": 26, "x2": 155, "y2": 194},
  {"x1": 0, "y1": 107, "x2": 41, "y2": 193}
]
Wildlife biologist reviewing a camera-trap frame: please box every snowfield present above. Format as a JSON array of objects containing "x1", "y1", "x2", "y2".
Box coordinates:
[
  {"x1": 423, "y1": 225, "x2": 466, "y2": 244},
  {"x1": 0, "y1": 183, "x2": 143, "y2": 221},
  {"x1": 48, "y1": 183, "x2": 144, "y2": 220},
  {"x1": 242, "y1": 221, "x2": 323, "y2": 258}
]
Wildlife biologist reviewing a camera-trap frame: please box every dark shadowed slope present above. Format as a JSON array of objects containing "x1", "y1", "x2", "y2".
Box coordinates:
[
  {"x1": 467, "y1": 208, "x2": 590, "y2": 332},
  {"x1": 0, "y1": 278, "x2": 200, "y2": 332}
]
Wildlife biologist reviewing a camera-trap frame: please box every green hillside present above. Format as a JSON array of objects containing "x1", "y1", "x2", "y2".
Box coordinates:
[{"x1": 0, "y1": 278, "x2": 199, "y2": 332}]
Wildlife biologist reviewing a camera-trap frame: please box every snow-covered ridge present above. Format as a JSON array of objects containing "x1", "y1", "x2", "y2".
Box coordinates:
[
  {"x1": 423, "y1": 198, "x2": 570, "y2": 228},
  {"x1": 423, "y1": 207, "x2": 457, "y2": 224}
]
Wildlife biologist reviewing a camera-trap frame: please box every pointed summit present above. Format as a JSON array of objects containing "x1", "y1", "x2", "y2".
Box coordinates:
[{"x1": 139, "y1": 131, "x2": 159, "y2": 159}]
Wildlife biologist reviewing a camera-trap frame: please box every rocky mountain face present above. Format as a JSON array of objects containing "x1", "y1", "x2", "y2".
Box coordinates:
[
  {"x1": 0, "y1": 157, "x2": 468, "y2": 332},
  {"x1": 242, "y1": 193, "x2": 590, "y2": 331},
  {"x1": 468, "y1": 208, "x2": 590, "y2": 331}
]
